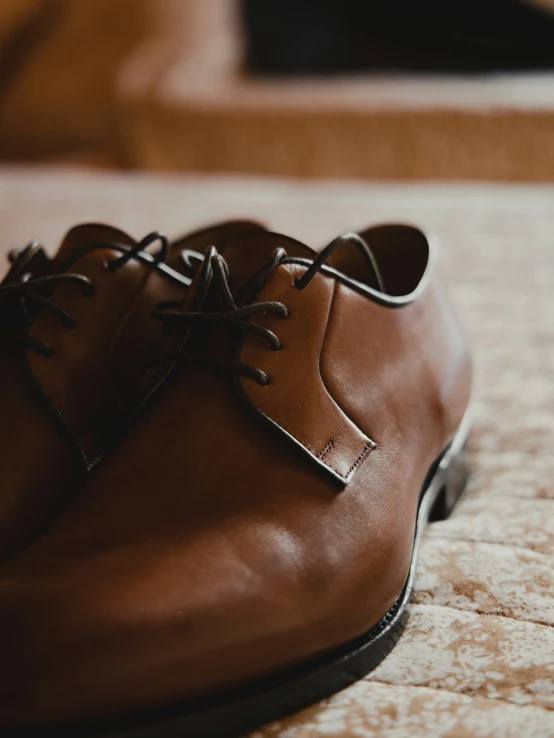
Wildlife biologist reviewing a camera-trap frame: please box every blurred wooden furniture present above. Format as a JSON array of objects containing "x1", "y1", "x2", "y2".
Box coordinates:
[
  {"x1": 0, "y1": 0, "x2": 43, "y2": 107},
  {"x1": 1, "y1": 0, "x2": 554, "y2": 179},
  {"x1": 120, "y1": 0, "x2": 554, "y2": 180},
  {"x1": 0, "y1": 1, "x2": 44, "y2": 43},
  {"x1": 0, "y1": 0, "x2": 151, "y2": 165}
]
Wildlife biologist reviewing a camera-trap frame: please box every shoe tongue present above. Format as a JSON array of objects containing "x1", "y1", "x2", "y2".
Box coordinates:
[
  {"x1": 53, "y1": 223, "x2": 136, "y2": 268},
  {"x1": 218, "y1": 231, "x2": 316, "y2": 295}
]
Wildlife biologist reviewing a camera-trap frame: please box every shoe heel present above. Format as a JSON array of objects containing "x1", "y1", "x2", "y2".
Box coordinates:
[{"x1": 429, "y1": 439, "x2": 471, "y2": 522}]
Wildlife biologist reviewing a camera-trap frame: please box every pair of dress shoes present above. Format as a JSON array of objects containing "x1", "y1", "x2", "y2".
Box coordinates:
[{"x1": 0, "y1": 218, "x2": 471, "y2": 737}]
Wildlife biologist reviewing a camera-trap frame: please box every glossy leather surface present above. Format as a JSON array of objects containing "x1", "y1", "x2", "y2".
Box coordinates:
[
  {"x1": 240, "y1": 262, "x2": 376, "y2": 483},
  {"x1": 0, "y1": 226, "x2": 472, "y2": 728},
  {"x1": 0, "y1": 221, "x2": 262, "y2": 562}
]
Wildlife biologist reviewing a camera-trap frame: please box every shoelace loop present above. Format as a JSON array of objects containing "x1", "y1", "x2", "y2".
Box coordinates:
[
  {"x1": 0, "y1": 231, "x2": 171, "y2": 358},
  {"x1": 152, "y1": 248, "x2": 288, "y2": 385},
  {"x1": 152, "y1": 232, "x2": 382, "y2": 386}
]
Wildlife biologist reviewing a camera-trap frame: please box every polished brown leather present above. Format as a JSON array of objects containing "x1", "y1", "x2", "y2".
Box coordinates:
[
  {"x1": 0, "y1": 220, "x2": 263, "y2": 562},
  {"x1": 0, "y1": 225, "x2": 471, "y2": 728}
]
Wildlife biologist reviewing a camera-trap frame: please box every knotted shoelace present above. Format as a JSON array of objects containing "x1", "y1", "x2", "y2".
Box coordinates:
[{"x1": 152, "y1": 232, "x2": 383, "y2": 385}]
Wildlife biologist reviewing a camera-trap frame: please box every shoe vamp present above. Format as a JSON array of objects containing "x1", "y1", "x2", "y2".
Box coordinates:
[{"x1": 0, "y1": 363, "x2": 417, "y2": 726}]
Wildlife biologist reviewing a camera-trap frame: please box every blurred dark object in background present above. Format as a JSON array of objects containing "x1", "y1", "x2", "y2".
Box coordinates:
[
  {"x1": 2, "y1": 0, "x2": 554, "y2": 180},
  {"x1": 242, "y1": 0, "x2": 554, "y2": 74}
]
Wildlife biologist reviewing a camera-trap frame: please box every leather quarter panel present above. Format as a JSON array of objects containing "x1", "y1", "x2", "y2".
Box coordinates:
[{"x1": 239, "y1": 265, "x2": 375, "y2": 483}]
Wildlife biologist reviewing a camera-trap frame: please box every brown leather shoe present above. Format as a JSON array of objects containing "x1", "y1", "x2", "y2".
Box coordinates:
[
  {"x1": 0, "y1": 225, "x2": 472, "y2": 737},
  {"x1": 0, "y1": 219, "x2": 263, "y2": 562}
]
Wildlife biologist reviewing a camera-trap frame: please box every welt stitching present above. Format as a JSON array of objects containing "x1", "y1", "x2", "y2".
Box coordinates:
[{"x1": 318, "y1": 440, "x2": 334, "y2": 460}]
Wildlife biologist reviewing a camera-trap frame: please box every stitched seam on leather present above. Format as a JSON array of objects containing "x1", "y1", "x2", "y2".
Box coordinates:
[
  {"x1": 237, "y1": 268, "x2": 329, "y2": 471},
  {"x1": 318, "y1": 440, "x2": 333, "y2": 460},
  {"x1": 307, "y1": 272, "x2": 356, "y2": 480},
  {"x1": 241, "y1": 266, "x2": 370, "y2": 484},
  {"x1": 346, "y1": 440, "x2": 376, "y2": 480},
  {"x1": 274, "y1": 265, "x2": 337, "y2": 465},
  {"x1": 313, "y1": 277, "x2": 351, "y2": 479},
  {"x1": 317, "y1": 277, "x2": 377, "y2": 479},
  {"x1": 262, "y1": 269, "x2": 375, "y2": 482},
  {"x1": 250, "y1": 404, "x2": 346, "y2": 481}
]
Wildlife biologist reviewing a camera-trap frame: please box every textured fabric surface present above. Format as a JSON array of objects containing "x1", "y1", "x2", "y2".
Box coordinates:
[{"x1": 1, "y1": 167, "x2": 553, "y2": 736}]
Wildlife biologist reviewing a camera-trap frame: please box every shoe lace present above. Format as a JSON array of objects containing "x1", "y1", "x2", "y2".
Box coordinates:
[
  {"x1": 152, "y1": 232, "x2": 382, "y2": 386},
  {"x1": 0, "y1": 232, "x2": 171, "y2": 358}
]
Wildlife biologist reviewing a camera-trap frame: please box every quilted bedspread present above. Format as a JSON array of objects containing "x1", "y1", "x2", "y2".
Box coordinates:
[{"x1": 1, "y1": 167, "x2": 553, "y2": 737}]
